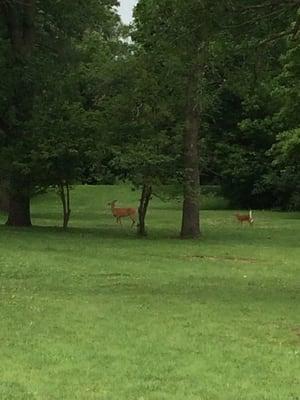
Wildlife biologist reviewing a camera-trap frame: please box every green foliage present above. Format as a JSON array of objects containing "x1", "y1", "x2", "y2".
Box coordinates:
[
  {"x1": 265, "y1": 128, "x2": 300, "y2": 209},
  {"x1": 0, "y1": 0, "x2": 121, "y2": 197},
  {"x1": 97, "y1": 46, "x2": 183, "y2": 192},
  {"x1": 201, "y1": 2, "x2": 300, "y2": 209},
  {"x1": 260, "y1": 37, "x2": 300, "y2": 210},
  {"x1": 29, "y1": 99, "x2": 103, "y2": 187},
  {"x1": 1, "y1": 0, "x2": 300, "y2": 220}
]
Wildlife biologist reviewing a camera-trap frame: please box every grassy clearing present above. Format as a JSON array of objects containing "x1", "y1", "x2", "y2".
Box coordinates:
[{"x1": 0, "y1": 185, "x2": 299, "y2": 400}]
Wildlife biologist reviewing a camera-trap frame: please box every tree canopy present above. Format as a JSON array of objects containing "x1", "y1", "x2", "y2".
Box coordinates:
[{"x1": 0, "y1": 0, "x2": 299, "y2": 233}]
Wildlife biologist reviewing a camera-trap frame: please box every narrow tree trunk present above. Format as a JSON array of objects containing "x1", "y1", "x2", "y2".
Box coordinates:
[
  {"x1": 0, "y1": 186, "x2": 9, "y2": 213},
  {"x1": 138, "y1": 184, "x2": 152, "y2": 236},
  {"x1": 59, "y1": 182, "x2": 71, "y2": 230},
  {"x1": 5, "y1": 192, "x2": 31, "y2": 227},
  {"x1": 66, "y1": 182, "x2": 71, "y2": 227},
  {"x1": 180, "y1": 76, "x2": 201, "y2": 239},
  {"x1": 22, "y1": 0, "x2": 35, "y2": 54},
  {"x1": 3, "y1": 0, "x2": 35, "y2": 57}
]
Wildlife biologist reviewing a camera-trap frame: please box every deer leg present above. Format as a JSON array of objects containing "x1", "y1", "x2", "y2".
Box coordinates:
[{"x1": 130, "y1": 217, "x2": 136, "y2": 228}]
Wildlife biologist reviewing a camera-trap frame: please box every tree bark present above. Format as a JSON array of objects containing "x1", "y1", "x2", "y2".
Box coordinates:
[
  {"x1": 1, "y1": 0, "x2": 36, "y2": 226},
  {"x1": 0, "y1": 186, "x2": 9, "y2": 213},
  {"x1": 138, "y1": 184, "x2": 152, "y2": 236},
  {"x1": 180, "y1": 75, "x2": 201, "y2": 239},
  {"x1": 22, "y1": 0, "x2": 35, "y2": 54},
  {"x1": 59, "y1": 182, "x2": 71, "y2": 230},
  {"x1": 3, "y1": 0, "x2": 35, "y2": 57},
  {"x1": 5, "y1": 192, "x2": 31, "y2": 226}
]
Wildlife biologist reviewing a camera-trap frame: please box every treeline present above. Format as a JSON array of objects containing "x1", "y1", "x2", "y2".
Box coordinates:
[{"x1": 0, "y1": 1, "x2": 299, "y2": 237}]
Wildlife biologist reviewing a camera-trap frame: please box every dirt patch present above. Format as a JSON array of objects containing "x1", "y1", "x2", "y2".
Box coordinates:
[
  {"x1": 182, "y1": 254, "x2": 260, "y2": 264},
  {"x1": 291, "y1": 326, "x2": 300, "y2": 336}
]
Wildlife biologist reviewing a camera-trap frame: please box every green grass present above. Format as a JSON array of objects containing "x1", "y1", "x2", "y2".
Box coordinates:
[{"x1": 0, "y1": 185, "x2": 299, "y2": 400}]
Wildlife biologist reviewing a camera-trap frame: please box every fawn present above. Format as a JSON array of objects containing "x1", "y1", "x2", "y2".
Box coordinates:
[
  {"x1": 235, "y1": 210, "x2": 254, "y2": 225},
  {"x1": 108, "y1": 200, "x2": 137, "y2": 227}
]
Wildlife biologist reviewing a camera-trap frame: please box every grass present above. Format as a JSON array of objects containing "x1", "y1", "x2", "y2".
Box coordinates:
[{"x1": 0, "y1": 185, "x2": 299, "y2": 400}]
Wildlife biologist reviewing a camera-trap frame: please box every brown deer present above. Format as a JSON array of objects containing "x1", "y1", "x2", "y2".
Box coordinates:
[
  {"x1": 108, "y1": 200, "x2": 137, "y2": 227},
  {"x1": 235, "y1": 210, "x2": 254, "y2": 225}
]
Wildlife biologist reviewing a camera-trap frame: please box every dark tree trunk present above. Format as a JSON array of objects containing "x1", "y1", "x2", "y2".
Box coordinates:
[
  {"x1": 5, "y1": 192, "x2": 31, "y2": 227},
  {"x1": 180, "y1": 75, "x2": 201, "y2": 239},
  {"x1": 0, "y1": 186, "x2": 9, "y2": 213},
  {"x1": 3, "y1": 0, "x2": 35, "y2": 57},
  {"x1": 59, "y1": 182, "x2": 71, "y2": 230},
  {"x1": 22, "y1": 0, "x2": 35, "y2": 54},
  {"x1": 138, "y1": 184, "x2": 152, "y2": 236},
  {"x1": 1, "y1": 1, "x2": 36, "y2": 226}
]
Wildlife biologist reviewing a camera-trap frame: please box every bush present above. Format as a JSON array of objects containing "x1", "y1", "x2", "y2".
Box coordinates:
[{"x1": 201, "y1": 192, "x2": 230, "y2": 210}]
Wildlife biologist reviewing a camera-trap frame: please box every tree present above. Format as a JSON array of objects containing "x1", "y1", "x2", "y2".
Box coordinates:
[
  {"x1": 102, "y1": 51, "x2": 180, "y2": 236},
  {"x1": 29, "y1": 101, "x2": 103, "y2": 229},
  {"x1": 266, "y1": 30, "x2": 300, "y2": 209},
  {"x1": 195, "y1": 1, "x2": 300, "y2": 209},
  {"x1": 0, "y1": 0, "x2": 36, "y2": 226},
  {"x1": 133, "y1": 1, "x2": 247, "y2": 238},
  {"x1": 0, "y1": 0, "x2": 119, "y2": 226}
]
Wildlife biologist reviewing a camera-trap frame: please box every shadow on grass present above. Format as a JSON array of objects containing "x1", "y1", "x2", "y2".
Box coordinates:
[
  {"x1": 0, "y1": 382, "x2": 35, "y2": 399},
  {"x1": 1, "y1": 217, "x2": 300, "y2": 248},
  {"x1": 0, "y1": 224, "x2": 144, "y2": 241},
  {"x1": 278, "y1": 212, "x2": 300, "y2": 220},
  {"x1": 31, "y1": 211, "x2": 111, "y2": 221}
]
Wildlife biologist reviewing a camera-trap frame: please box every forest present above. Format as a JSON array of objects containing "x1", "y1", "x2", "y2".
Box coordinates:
[{"x1": 0, "y1": 0, "x2": 299, "y2": 237}]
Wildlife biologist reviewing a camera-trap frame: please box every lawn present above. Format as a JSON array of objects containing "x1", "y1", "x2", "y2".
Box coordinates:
[{"x1": 0, "y1": 185, "x2": 299, "y2": 400}]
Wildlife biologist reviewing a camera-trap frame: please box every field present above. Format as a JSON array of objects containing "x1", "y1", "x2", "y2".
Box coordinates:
[{"x1": 0, "y1": 185, "x2": 299, "y2": 400}]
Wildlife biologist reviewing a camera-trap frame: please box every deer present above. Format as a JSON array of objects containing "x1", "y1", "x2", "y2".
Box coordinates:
[
  {"x1": 235, "y1": 210, "x2": 254, "y2": 225},
  {"x1": 108, "y1": 200, "x2": 137, "y2": 227}
]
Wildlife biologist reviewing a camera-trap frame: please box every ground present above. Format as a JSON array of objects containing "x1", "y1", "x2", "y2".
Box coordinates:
[{"x1": 0, "y1": 185, "x2": 299, "y2": 400}]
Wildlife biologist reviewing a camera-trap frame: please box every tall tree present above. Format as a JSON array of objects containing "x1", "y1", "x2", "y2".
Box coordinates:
[
  {"x1": 0, "y1": 0, "x2": 35, "y2": 226},
  {"x1": 99, "y1": 50, "x2": 180, "y2": 236},
  {"x1": 0, "y1": 0, "x2": 119, "y2": 226},
  {"x1": 133, "y1": 1, "x2": 240, "y2": 238}
]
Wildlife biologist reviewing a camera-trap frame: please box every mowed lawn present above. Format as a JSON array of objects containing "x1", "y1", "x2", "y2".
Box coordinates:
[{"x1": 0, "y1": 185, "x2": 299, "y2": 400}]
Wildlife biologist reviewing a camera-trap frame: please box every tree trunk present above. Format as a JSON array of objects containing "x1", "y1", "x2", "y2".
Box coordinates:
[
  {"x1": 5, "y1": 192, "x2": 32, "y2": 227},
  {"x1": 180, "y1": 75, "x2": 201, "y2": 239},
  {"x1": 1, "y1": 1, "x2": 36, "y2": 226},
  {"x1": 0, "y1": 186, "x2": 9, "y2": 213},
  {"x1": 138, "y1": 184, "x2": 152, "y2": 236},
  {"x1": 59, "y1": 182, "x2": 71, "y2": 230},
  {"x1": 3, "y1": 0, "x2": 35, "y2": 57}
]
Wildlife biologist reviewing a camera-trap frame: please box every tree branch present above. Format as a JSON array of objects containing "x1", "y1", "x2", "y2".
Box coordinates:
[
  {"x1": 259, "y1": 27, "x2": 299, "y2": 45},
  {"x1": 240, "y1": 0, "x2": 300, "y2": 11}
]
